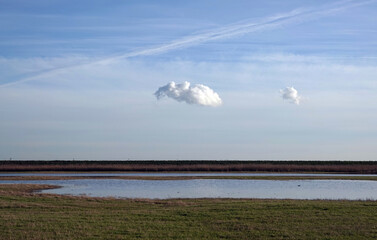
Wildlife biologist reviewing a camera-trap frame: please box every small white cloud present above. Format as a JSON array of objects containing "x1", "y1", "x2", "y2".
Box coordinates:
[
  {"x1": 155, "y1": 81, "x2": 222, "y2": 107},
  {"x1": 280, "y1": 86, "x2": 301, "y2": 105}
]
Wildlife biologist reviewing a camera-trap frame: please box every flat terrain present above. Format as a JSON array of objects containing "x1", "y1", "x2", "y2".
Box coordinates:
[
  {"x1": 1, "y1": 160, "x2": 377, "y2": 173},
  {"x1": 1, "y1": 175, "x2": 377, "y2": 181},
  {"x1": 0, "y1": 184, "x2": 376, "y2": 240}
]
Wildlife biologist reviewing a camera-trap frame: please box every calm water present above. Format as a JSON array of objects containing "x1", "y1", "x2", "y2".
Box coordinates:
[{"x1": 1, "y1": 178, "x2": 377, "y2": 200}]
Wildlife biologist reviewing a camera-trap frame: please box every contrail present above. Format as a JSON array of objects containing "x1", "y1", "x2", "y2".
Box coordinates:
[{"x1": 1, "y1": 0, "x2": 375, "y2": 88}]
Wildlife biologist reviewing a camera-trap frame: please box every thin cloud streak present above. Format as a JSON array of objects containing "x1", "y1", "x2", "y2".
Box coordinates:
[
  {"x1": 1, "y1": 0, "x2": 375, "y2": 88},
  {"x1": 96, "y1": 0, "x2": 376, "y2": 64}
]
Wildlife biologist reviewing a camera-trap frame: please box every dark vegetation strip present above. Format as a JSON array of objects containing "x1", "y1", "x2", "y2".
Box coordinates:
[
  {"x1": 1, "y1": 160, "x2": 377, "y2": 173},
  {"x1": 2, "y1": 175, "x2": 377, "y2": 181},
  {"x1": 0, "y1": 184, "x2": 376, "y2": 240}
]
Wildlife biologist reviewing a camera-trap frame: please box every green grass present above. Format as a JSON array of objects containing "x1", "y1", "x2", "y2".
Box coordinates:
[{"x1": 0, "y1": 184, "x2": 377, "y2": 239}]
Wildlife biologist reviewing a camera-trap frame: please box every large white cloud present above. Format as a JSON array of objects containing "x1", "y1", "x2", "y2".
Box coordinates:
[
  {"x1": 280, "y1": 86, "x2": 301, "y2": 105},
  {"x1": 154, "y1": 81, "x2": 222, "y2": 107}
]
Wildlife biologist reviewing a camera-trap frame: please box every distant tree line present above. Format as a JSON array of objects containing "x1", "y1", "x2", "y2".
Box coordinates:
[{"x1": 0, "y1": 160, "x2": 376, "y2": 173}]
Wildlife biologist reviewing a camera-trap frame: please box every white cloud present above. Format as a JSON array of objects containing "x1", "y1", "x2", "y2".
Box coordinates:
[
  {"x1": 280, "y1": 87, "x2": 301, "y2": 105},
  {"x1": 155, "y1": 81, "x2": 222, "y2": 107}
]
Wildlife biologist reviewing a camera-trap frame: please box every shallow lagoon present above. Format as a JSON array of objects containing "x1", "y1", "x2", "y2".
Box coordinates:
[{"x1": 1, "y1": 178, "x2": 377, "y2": 200}]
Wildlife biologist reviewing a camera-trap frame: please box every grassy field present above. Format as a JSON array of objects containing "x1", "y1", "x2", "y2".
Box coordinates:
[{"x1": 0, "y1": 184, "x2": 376, "y2": 239}]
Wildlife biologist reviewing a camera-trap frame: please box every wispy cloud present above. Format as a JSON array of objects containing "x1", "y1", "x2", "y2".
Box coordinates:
[
  {"x1": 1, "y1": 0, "x2": 375, "y2": 88},
  {"x1": 99, "y1": 0, "x2": 375, "y2": 63}
]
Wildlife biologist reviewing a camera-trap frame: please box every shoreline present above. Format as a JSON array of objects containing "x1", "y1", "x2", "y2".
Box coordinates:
[
  {"x1": 1, "y1": 175, "x2": 377, "y2": 181},
  {"x1": 1, "y1": 183, "x2": 377, "y2": 201},
  {"x1": 1, "y1": 184, "x2": 376, "y2": 239}
]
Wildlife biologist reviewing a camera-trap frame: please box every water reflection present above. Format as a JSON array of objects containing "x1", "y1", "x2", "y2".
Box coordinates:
[{"x1": 1, "y1": 179, "x2": 377, "y2": 200}]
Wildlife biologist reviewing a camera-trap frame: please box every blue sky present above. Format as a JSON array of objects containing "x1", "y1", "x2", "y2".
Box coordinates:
[{"x1": 1, "y1": 0, "x2": 377, "y2": 160}]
